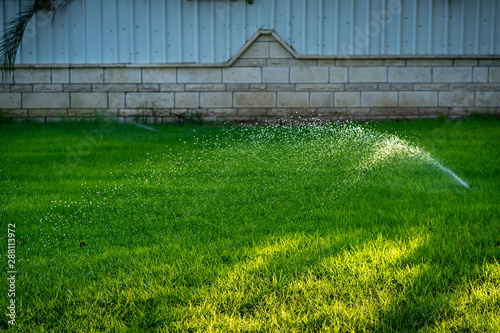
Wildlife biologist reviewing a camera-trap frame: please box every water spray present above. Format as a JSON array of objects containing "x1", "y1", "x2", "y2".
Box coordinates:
[{"x1": 431, "y1": 160, "x2": 470, "y2": 189}]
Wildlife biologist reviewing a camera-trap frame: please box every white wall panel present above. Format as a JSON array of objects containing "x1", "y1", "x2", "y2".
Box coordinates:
[{"x1": 1, "y1": 0, "x2": 498, "y2": 65}]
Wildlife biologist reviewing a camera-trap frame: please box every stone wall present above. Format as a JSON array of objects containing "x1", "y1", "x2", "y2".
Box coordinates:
[{"x1": 1, "y1": 32, "x2": 499, "y2": 123}]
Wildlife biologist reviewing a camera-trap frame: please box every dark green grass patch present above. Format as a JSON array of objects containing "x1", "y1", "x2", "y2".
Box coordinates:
[{"x1": 1, "y1": 117, "x2": 499, "y2": 332}]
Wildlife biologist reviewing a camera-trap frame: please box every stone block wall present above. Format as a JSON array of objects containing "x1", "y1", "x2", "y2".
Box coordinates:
[{"x1": 1, "y1": 31, "x2": 499, "y2": 123}]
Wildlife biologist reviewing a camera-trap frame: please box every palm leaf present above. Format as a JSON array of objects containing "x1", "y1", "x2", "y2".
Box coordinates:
[{"x1": 1, "y1": 0, "x2": 71, "y2": 80}]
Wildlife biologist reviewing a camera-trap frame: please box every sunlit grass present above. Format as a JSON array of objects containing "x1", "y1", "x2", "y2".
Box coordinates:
[{"x1": 1, "y1": 116, "x2": 499, "y2": 332}]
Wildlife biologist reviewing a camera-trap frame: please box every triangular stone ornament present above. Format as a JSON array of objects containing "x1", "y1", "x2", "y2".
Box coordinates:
[{"x1": 229, "y1": 30, "x2": 296, "y2": 65}]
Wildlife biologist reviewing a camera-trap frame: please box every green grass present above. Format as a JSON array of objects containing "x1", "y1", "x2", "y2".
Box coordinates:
[{"x1": 1, "y1": 116, "x2": 499, "y2": 332}]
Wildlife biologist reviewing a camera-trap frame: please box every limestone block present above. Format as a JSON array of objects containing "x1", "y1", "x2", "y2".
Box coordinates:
[
  {"x1": 0, "y1": 93, "x2": 21, "y2": 108},
  {"x1": 277, "y1": 92, "x2": 308, "y2": 108},
  {"x1": 232, "y1": 59, "x2": 268, "y2": 67},
  {"x1": 23, "y1": 93, "x2": 69, "y2": 108},
  {"x1": 378, "y1": 83, "x2": 391, "y2": 91},
  {"x1": 109, "y1": 92, "x2": 125, "y2": 108},
  {"x1": 71, "y1": 93, "x2": 108, "y2": 108},
  {"x1": 33, "y1": 84, "x2": 63, "y2": 92},
  {"x1": 200, "y1": 92, "x2": 233, "y2": 108},
  {"x1": 349, "y1": 67, "x2": 387, "y2": 83},
  {"x1": 0, "y1": 109, "x2": 27, "y2": 117},
  {"x1": 68, "y1": 109, "x2": 96, "y2": 117},
  {"x1": 438, "y1": 91, "x2": 474, "y2": 107},
  {"x1": 92, "y1": 84, "x2": 137, "y2": 92},
  {"x1": 142, "y1": 68, "x2": 176, "y2": 83},
  {"x1": 473, "y1": 67, "x2": 488, "y2": 83},
  {"x1": 14, "y1": 69, "x2": 50, "y2": 84},
  {"x1": 371, "y1": 107, "x2": 418, "y2": 116},
  {"x1": 399, "y1": 92, "x2": 437, "y2": 107},
  {"x1": 413, "y1": 83, "x2": 449, "y2": 91},
  {"x1": 433, "y1": 67, "x2": 471, "y2": 83},
  {"x1": 28, "y1": 109, "x2": 67, "y2": 117},
  {"x1": 51, "y1": 68, "x2": 70, "y2": 83},
  {"x1": 329, "y1": 67, "x2": 348, "y2": 83},
  {"x1": 126, "y1": 92, "x2": 174, "y2": 108},
  {"x1": 263, "y1": 67, "x2": 289, "y2": 83},
  {"x1": 240, "y1": 42, "x2": 269, "y2": 58},
  {"x1": 295, "y1": 84, "x2": 343, "y2": 92},
  {"x1": 256, "y1": 34, "x2": 275, "y2": 42},
  {"x1": 454, "y1": 59, "x2": 478, "y2": 67},
  {"x1": 185, "y1": 84, "x2": 225, "y2": 92},
  {"x1": 1, "y1": 72, "x2": 14, "y2": 84},
  {"x1": 223, "y1": 68, "x2": 262, "y2": 83},
  {"x1": 267, "y1": 59, "x2": 317, "y2": 67},
  {"x1": 476, "y1": 92, "x2": 500, "y2": 107},
  {"x1": 63, "y1": 84, "x2": 92, "y2": 92},
  {"x1": 361, "y1": 92, "x2": 397, "y2": 107},
  {"x1": 267, "y1": 84, "x2": 294, "y2": 91},
  {"x1": 177, "y1": 68, "x2": 221, "y2": 83},
  {"x1": 119, "y1": 109, "x2": 151, "y2": 117},
  {"x1": 11, "y1": 85, "x2": 32, "y2": 92},
  {"x1": 269, "y1": 42, "x2": 294, "y2": 58},
  {"x1": 489, "y1": 67, "x2": 500, "y2": 82},
  {"x1": 389, "y1": 67, "x2": 431, "y2": 83},
  {"x1": 291, "y1": 67, "x2": 328, "y2": 83},
  {"x1": 237, "y1": 108, "x2": 267, "y2": 116},
  {"x1": 175, "y1": 92, "x2": 200, "y2": 108},
  {"x1": 417, "y1": 107, "x2": 448, "y2": 115},
  {"x1": 406, "y1": 59, "x2": 453, "y2": 67},
  {"x1": 139, "y1": 84, "x2": 160, "y2": 92},
  {"x1": 234, "y1": 92, "x2": 275, "y2": 108},
  {"x1": 70, "y1": 68, "x2": 104, "y2": 84},
  {"x1": 317, "y1": 108, "x2": 346, "y2": 116},
  {"x1": 241, "y1": 84, "x2": 259, "y2": 92},
  {"x1": 384, "y1": 59, "x2": 406, "y2": 67},
  {"x1": 334, "y1": 92, "x2": 360, "y2": 107},
  {"x1": 268, "y1": 108, "x2": 291, "y2": 116},
  {"x1": 317, "y1": 60, "x2": 336, "y2": 67},
  {"x1": 207, "y1": 108, "x2": 237, "y2": 116},
  {"x1": 344, "y1": 83, "x2": 377, "y2": 91},
  {"x1": 390, "y1": 83, "x2": 413, "y2": 90},
  {"x1": 346, "y1": 107, "x2": 370, "y2": 116},
  {"x1": 310, "y1": 92, "x2": 334, "y2": 107},
  {"x1": 336, "y1": 60, "x2": 384, "y2": 67},
  {"x1": 225, "y1": 84, "x2": 250, "y2": 92},
  {"x1": 105, "y1": 68, "x2": 141, "y2": 83},
  {"x1": 160, "y1": 84, "x2": 185, "y2": 92}
]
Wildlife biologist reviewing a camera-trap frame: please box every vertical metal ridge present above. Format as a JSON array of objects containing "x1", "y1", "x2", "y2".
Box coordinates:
[
  {"x1": 475, "y1": 0, "x2": 480, "y2": 54},
  {"x1": 178, "y1": 1, "x2": 183, "y2": 61},
  {"x1": 302, "y1": 0, "x2": 306, "y2": 53},
  {"x1": 444, "y1": 0, "x2": 449, "y2": 54},
  {"x1": 459, "y1": 0, "x2": 465, "y2": 54},
  {"x1": 349, "y1": 0, "x2": 354, "y2": 54},
  {"x1": 366, "y1": 0, "x2": 370, "y2": 55},
  {"x1": 286, "y1": 0, "x2": 291, "y2": 45},
  {"x1": 490, "y1": 0, "x2": 496, "y2": 54},
  {"x1": 428, "y1": 0, "x2": 433, "y2": 54},
  {"x1": 211, "y1": 0, "x2": 215, "y2": 63},
  {"x1": 318, "y1": 0, "x2": 323, "y2": 54},
  {"x1": 412, "y1": 0, "x2": 417, "y2": 54},
  {"x1": 194, "y1": 1, "x2": 199, "y2": 63},
  {"x1": 381, "y1": 0, "x2": 386, "y2": 55},
  {"x1": 334, "y1": 0, "x2": 339, "y2": 55}
]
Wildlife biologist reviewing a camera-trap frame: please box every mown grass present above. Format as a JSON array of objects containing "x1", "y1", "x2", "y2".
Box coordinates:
[{"x1": 1, "y1": 116, "x2": 499, "y2": 332}]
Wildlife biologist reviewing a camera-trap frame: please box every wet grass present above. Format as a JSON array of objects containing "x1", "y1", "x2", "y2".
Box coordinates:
[{"x1": 1, "y1": 116, "x2": 499, "y2": 332}]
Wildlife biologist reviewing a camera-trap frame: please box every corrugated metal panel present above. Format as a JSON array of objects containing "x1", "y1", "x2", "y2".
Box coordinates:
[{"x1": 1, "y1": 0, "x2": 499, "y2": 65}]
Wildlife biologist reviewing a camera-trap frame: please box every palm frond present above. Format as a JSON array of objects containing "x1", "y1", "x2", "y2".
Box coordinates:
[
  {"x1": 1, "y1": 4, "x2": 37, "y2": 79},
  {"x1": 1, "y1": 0, "x2": 72, "y2": 80}
]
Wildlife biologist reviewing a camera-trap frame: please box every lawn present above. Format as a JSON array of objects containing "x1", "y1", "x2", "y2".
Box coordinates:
[{"x1": 1, "y1": 116, "x2": 499, "y2": 332}]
